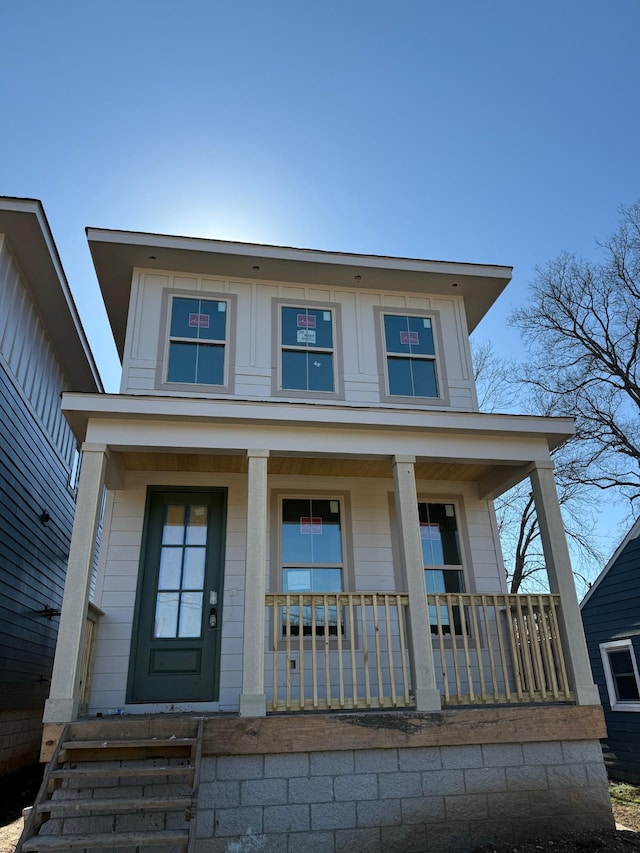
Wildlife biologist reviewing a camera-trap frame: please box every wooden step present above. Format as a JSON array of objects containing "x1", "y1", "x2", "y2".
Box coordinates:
[
  {"x1": 50, "y1": 764, "x2": 194, "y2": 781},
  {"x1": 22, "y1": 829, "x2": 189, "y2": 850},
  {"x1": 62, "y1": 738, "x2": 196, "y2": 750},
  {"x1": 37, "y1": 795, "x2": 193, "y2": 816}
]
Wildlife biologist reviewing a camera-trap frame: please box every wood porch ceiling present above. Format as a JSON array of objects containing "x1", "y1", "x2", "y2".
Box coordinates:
[{"x1": 119, "y1": 452, "x2": 492, "y2": 481}]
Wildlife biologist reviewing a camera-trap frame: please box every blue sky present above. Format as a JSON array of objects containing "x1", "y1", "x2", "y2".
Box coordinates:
[{"x1": 1, "y1": 0, "x2": 639, "y2": 557}]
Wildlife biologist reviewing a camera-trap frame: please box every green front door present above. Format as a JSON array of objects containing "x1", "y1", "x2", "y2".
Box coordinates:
[{"x1": 128, "y1": 489, "x2": 226, "y2": 703}]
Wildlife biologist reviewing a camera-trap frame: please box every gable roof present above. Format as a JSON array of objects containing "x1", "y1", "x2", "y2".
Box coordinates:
[
  {"x1": 0, "y1": 197, "x2": 102, "y2": 393},
  {"x1": 86, "y1": 228, "x2": 513, "y2": 360},
  {"x1": 581, "y1": 516, "x2": 640, "y2": 608}
]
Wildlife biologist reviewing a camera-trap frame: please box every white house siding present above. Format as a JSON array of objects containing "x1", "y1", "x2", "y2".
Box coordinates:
[
  {"x1": 119, "y1": 270, "x2": 477, "y2": 412},
  {"x1": 88, "y1": 471, "x2": 504, "y2": 715},
  {"x1": 0, "y1": 235, "x2": 76, "y2": 470}
]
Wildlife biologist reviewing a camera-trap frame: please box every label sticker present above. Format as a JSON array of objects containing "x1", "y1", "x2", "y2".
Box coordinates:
[
  {"x1": 323, "y1": 311, "x2": 331, "y2": 322},
  {"x1": 218, "y1": 302, "x2": 226, "y2": 312},
  {"x1": 297, "y1": 314, "x2": 317, "y2": 329},
  {"x1": 300, "y1": 517, "x2": 322, "y2": 535},
  {"x1": 189, "y1": 313, "x2": 210, "y2": 328},
  {"x1": 420, "y1": 523, "x2": 441, "y2": 541},
  {"x1": 400, "y1": 331, "x2": 419, "y2": 345},
  {"x1": 297, "y1": 329, "x2": 316, "y2": 344},
  {"x1": 286, "y1": 570, "x2": 311, "y2": 591}
]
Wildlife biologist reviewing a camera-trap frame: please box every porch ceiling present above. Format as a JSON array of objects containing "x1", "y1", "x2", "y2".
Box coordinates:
[{"x1": 120, "y1": 451, "x2": 492, "y2": 481}]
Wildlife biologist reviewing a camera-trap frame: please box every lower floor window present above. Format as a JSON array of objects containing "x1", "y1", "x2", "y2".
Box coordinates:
[
  {"x1": 600, "y1": 639, "x2": 640, "y2": 710},
  {"x1": 281, "y1": 497, "x2": 344, "y2": 636},
  {"x1": 419, "y1": 501, "x2": 465, "y2": 634}
]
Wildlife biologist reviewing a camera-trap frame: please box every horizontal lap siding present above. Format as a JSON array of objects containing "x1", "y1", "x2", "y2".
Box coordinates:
[
  {"x1": 0, "y1": 361, "x2": 76, "y2": 710},
  {"x1": 581, "y1": 537, "x2": 640, "y2": 766}
]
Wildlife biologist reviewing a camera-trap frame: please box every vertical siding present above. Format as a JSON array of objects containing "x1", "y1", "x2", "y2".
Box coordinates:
[
  {"x1": 120, "y1": 270, "x2": 478, "y2": 412},
  {"x1": 582, "y1": 537, "x2": 640, "y2": 771},
  {"x1": 0, "y1": 236, "x2": 76, "y2": 468}
]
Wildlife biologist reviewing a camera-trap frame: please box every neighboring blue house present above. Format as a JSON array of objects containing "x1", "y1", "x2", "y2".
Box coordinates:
[
  {"x1": 0, "y1": 198, "x2": 102, "y2": 776},
  {"x1": 581, "y1": 517, "x2": 640, "y2": 782}
]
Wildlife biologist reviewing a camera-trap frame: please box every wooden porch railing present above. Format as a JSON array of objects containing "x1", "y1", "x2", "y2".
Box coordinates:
[
  {"x1": 265, "y1": 593, "x2": 412, "y2": 712},
  {"x1": 428, "y1": 593, "x2": 573, "y2": 705},
  {"x1": 78, "y1": 601, "x2": 103, "y2": 715},
  {"x1": 265, "y1": 592, "x2": 573, "y2": 712}
]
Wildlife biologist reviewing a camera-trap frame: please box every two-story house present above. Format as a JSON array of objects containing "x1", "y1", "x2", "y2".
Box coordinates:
[
  {"x1": 0, "y1": 197, "x2": 102, "y2": 777},
  {"x1": 28, "y1": 230, "x2": 613, "y2": 853}
]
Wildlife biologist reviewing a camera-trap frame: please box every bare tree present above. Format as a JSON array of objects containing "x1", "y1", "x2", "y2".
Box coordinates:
[
  {"x1": 510, "y1": 200, "x2": 640, "y2": 504},
  {"x1": 472, "y1": 341, "x2": 602, "y2": 594}
]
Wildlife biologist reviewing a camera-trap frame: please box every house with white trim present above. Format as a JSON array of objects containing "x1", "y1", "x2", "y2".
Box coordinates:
[{"x1": 29, "y1": 229, "x2": 613, "y2": 852}]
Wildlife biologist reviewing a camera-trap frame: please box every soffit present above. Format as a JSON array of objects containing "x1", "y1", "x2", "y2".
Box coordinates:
[{"x1": 87, "y1": 229, "x2": 512, "y2": 360}]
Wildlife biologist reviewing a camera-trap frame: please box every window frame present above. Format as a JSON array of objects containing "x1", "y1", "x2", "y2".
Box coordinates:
[
  {"x1": 374, "y1": 306, "x2": 448, "y2": 406},
  {"x1": 600, "y1": 638, "x2": 640, "y2": 712},
  {"x1": 270, "y1": 490, "x2": 354, "y2": 648},
  {"x1": 156, "y1": 289, "x2": 236, "y2": 394},
  {"x1": 271, "y1": 298, "x2": 344, "y2": 400}
]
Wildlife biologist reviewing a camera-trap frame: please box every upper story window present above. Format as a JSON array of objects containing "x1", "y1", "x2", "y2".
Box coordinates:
[
  {"x1": 157, "y1": 291, "x2": 235, "y2": 393},
  {"x1": 600, "y1": 639, "x2": 640, "y2": 711},
  {"x1": 375, "y1": 308, "x2": 448, "y2": 405},
  {"x1": 273, "y1": 300, "x2": 343, "y2": 399}
]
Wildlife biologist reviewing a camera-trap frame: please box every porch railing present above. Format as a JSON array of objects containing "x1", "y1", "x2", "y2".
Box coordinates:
[
  {"x1": 429, "y1": 593, "x2": 573, "y2": 705},
  {"x1": 265, "y1": 592, "x2": 573, "y2": 712},
  {"x1": 78, "y1": 601, "x2": 103, "y2": 715},
  {"x1": 265, "y1": 593, "x2": 411, "y2": 712}
]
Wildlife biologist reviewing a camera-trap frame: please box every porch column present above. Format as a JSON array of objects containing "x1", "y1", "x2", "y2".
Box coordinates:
[
  {"x1": 239, "y1": 449, "x2": 270, "y2": 717},
  {"x1": 43, "y1": 444, "x2": 107, "y2": 723},
  {"x1": 392, "y1": 455, "x2": 441, "y2": 711},
  {"x1": 529, "y1": 462, "x2": 600, "y2": 705}
]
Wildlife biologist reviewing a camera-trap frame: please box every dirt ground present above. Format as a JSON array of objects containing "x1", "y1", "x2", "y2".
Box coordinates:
[{"x1": 2, "y1": 766, "x2": 640, "y2": 852}]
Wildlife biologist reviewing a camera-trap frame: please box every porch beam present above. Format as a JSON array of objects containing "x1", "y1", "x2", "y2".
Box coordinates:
[
  {"x1": 43, "y1": 444, "x2": 107, "y2": 723},
  {"x1": 529, "y1": 463, "x2": 600, "y2": 705},
  {"x1": 239, "y1": 449, "x2": 270, "y2": 717},
  {"x1": 391, "y1": 455, "x2": 441, "y2": 711}
]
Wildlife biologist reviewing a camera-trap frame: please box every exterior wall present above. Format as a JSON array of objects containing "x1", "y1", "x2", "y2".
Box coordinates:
[
  {"x1": 194, "y1": 739, "x2": 612, "y2": 852},
  {"x1": 120, "y1": 269, "x2": 477, "y2": 412},
  {"x1": 582, "y1": 535, "x2": 640, "y2": 779},
  {"x1": 88, "y1": 469, "x2": 505, "y2": 714},
  {"x1": 0, "y1": 236, "x2": 78, "y2": 774}
]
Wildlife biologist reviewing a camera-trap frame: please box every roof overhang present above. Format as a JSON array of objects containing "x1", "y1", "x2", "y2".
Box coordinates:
[
  {"x1": 0, "y1": 198, "x2": 102, "y2": 392},
  {"x1": 87, "y1": 229, "x2": 513, "y2": 360}
]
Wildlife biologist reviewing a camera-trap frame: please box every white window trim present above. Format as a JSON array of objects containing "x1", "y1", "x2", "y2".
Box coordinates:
[
  {"x1": 374, "y1": 306, "x2": 449, "y2": 407},
  {"x1": 155, "y1": 289, "x2": 236, "y2": 394},
  {"x1": 600, "y1": 638, "x2": 640, "y2": 712},
  {"x1": 271, "y1": 298, "x2": 344, "y2": 400}
]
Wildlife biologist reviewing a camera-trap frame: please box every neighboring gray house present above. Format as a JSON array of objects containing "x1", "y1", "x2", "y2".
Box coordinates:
[
  {"x1": 582, "y1": 517, "x2": 640, "y2": 782},
  {"x1": 0, "y1": 198, "x2": 102, "y2": 776}
]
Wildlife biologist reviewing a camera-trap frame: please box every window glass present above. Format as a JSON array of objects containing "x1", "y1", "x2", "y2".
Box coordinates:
[
  {"x1": 281, "y1": 498, "x2": 344, "y2": 636},
  {"x1": 167, "y1": 296, "x2": 227, "y2": 386},
  {"x1": 609, "y1": 649, "x2": 640, "y2": 701},
  {"x1": 419, "y1": 502, "x2": 464, "y2": 634},
  {"x1": 280, "y1": 306, "x2": 335, "y2": 393},
  {"x1": 383, "y1": 313, "x2": 438, "y2": 398}
]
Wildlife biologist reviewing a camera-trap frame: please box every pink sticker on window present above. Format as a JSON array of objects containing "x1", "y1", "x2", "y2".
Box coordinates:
[
  {"x1": 189, "y1": 313, "x2": 210, "y2": 328},
  {"x1": 297, "y1": 314, "x2": 317, "y2": 329},
  {"x1": 300, "y1": 516, "x2": 322, "y2": 535},
  {"x1": 400, "y1": 331, "x2": 419, "y2": 345}
]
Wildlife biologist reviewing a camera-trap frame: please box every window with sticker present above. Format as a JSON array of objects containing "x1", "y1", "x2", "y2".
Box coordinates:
[
  {"x1": 280, "y1": 306, "x2": 335, "y2": 393},
  {"x1": 382, "y1": 313, "x2": 439, "y2": 399},
  {"x1": 166, "y1": 296, "x2": 228, "y2": 386}
]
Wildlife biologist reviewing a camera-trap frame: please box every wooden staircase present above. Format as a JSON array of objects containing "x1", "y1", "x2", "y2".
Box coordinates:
[{"x1": 17, "y1": 718, "x2": 203, "y2": 852}]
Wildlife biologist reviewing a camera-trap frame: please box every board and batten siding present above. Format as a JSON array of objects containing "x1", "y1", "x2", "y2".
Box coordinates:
[
  {"x1": 88, "y1": 471, "x2": 504, "y2": 714},
  {"x1": 120, "y1": 270, "x2": 477, "y2": 411},
  {"x1": 582, "y1": 535, "x2": 640, "y2": 776}
]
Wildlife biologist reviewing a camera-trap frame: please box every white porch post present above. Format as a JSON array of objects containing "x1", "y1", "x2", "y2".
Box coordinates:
[
  {"x1": 43, "y1": 444, "x2": 107, "y2": 723},
  {"x1": 392, "y1": 455, "x2": 441, "y2": 711},
  {"x1": 529, "y1": 462, "x2": 600, "y2": 705},
  {"x1": 239, "y1": 449, "x2": 270, "y2": 717}
]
